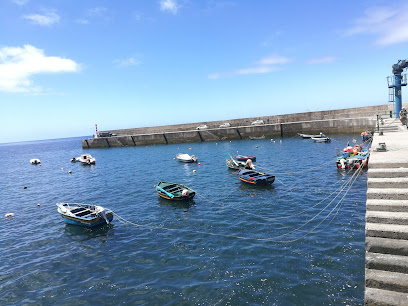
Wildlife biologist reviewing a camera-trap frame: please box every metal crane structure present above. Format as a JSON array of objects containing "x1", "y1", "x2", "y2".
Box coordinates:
[{"x1": 387, "y1": 59, "x2": 408, "y2": 118}]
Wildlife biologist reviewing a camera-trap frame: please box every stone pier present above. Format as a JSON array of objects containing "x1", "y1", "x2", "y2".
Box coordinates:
[{"x1": 365, "y1": 118, "x2": 408, "y2": 305}]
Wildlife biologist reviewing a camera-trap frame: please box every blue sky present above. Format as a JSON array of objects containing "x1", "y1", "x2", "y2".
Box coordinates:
[{"x1": 1, "y1": 0, "x2": 408, "y2": 143}]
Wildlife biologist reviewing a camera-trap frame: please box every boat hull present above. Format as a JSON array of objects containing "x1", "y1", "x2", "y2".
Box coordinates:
[
  {"x1": 58, "y1": 211, "x2": 113, "y2": 227},
  {"x1": 156, "y1": 181, "x2": 196, "y2": 201},
  {"x1": 238, "y1": 170, "x2": 275, "y2": 186},
  {"x1": 235, "y1": 155, "x2": 256, "y2": 162}
]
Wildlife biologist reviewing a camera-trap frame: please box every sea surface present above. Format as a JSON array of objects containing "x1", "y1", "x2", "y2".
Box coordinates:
[{"x1": 0, "y1": 135, "x2": 368, "y2": 305}]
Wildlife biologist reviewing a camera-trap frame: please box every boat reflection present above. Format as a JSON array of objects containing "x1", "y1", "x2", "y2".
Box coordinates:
[
  {"x1": 63, "y1": 222, "x2": 114, "y2": 241},
  {"x1": 157, "y1": 196, "x2": 196, "y2": 210}
]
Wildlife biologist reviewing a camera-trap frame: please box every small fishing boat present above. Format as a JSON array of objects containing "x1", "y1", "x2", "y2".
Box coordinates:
[
  {"x1": 312, "y1": 136, "x2": 331, "y2": 143},
  {"x1": 56, "y1": 203, "x2": 113, "y2": 227},
  {"x1": 72, "y1": 154, "x2": 96, "y2": 165},
  {"x1": 249, "y1": 135, "x2": 265, "y2": 140},
  {"x1": 298, "y1": 132, "x2": 327, "y2": 139},
  {"x1": 235, "y1": 155, "x2": 256, "y2": 162},
  {"x1": 337, "y1": 155, "x2": 369, "y2": 170},
  {"x1": 226, "y1": 157, "x2": 247, "y2": 170},
  {"x1": 176, "y1": 153, "x2": 197, "y2": 163},
  {"x1": 30, "y1": 158, "x2": 41, "y2": 165},
  {"x1": 238, "y1": 170, "x2": 275, "y2": 186},
  {"x1": 156, "y1": 181, "x2": 196, "y2": 200},
  {"x1": 361, "y1": 131, "x2": 372, "y2": 142}
]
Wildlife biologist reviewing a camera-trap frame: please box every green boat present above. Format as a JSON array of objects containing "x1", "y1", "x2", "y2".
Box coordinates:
[{"x1": 156, "y1": 181, "x2": 196, "y2": 201}]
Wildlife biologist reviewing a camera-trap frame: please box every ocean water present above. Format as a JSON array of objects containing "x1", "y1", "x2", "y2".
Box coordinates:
[{"x1": 0, "y1": 135, "x2": 367, "y2": 305}]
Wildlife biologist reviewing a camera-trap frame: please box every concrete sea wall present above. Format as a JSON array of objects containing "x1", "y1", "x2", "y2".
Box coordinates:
[{"x1": 82, "y1": 104, "x2": 393, "y2": 148}]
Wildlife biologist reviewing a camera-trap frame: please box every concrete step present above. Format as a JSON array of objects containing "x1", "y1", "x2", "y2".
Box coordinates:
[
  {"x1": 365, "y1": 287, "x2": 408, "y2": 305},
  {"x1": 366, "y1": 252, "x2": 408, "y2": 274},
  {"x1": 367, "y1": 188, "x2": 408, "y2": 200},
  {"x1": 366, "y1": 211, "x2": 408, "y2": 225},
  {"x1": 368, "y1": 168, "x2": 408, "y2": 178},
  {"x1": 368, "y1": 177, "x2": 408, "y2": 188},
  {"x1": 366, "y1": 223, "x2": 408, "y2": 240},
  {"x1": 366, "y1": 199, "x2": 408, "y2": 212},
  {"x1": 369, "y1": 162, "x2": 408, "y2": 169},
  {"x1": 366, "y1": 269, "x2": 408, "y2": 293},
  {"x1": 366, "y1": 237, "x2": 408, "y2": 256}
]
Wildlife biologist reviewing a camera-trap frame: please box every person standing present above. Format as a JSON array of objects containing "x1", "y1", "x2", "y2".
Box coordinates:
[{"x1": 399, "y1": 107, "x2": 407, "y2": 126}]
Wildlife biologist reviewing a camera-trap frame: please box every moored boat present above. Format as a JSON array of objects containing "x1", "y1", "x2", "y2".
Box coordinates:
[
  {"x1": 238, "y1": 170, "x2": 275, "y2": 186},
  {"x1": 72, "y1": 154, "x2": 96, "y2": 165},
  {"x1": 312, "y1": 136, "x2": 331, "y2": 143},
  {"x1": 235, "y1": 155, "x2": 256, "y2": 162},
  {"x1": 226, "y1": 157, "x2": 247, "y2": 170},
  {"x1": 56, "y1": 203, "x2": 113, "y2": 227},
  {"x1": 176, "y1": 153, "x2": 197, "y2": 163},
  {"x1": 30, "y1": 158, "x2": 41, "y2": 165},
  {"x1": 249, "y1": 135, "x2": 265, "y2": 140},
  {"x1": 156, "y1": 181, "x2": 196, "y2": 200}
]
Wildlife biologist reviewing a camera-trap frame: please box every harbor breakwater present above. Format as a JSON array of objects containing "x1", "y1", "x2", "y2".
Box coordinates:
[{"x1": 82, "y1": 104, "x2": 392, "y2": 148}]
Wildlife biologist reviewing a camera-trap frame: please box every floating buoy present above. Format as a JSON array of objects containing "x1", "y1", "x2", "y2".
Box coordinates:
[
  {"x1": 193, "y1": 170, "x2": 196, "y2": 173},
  {"x1": 37, "y1": 203, "x2": 41, "y2": 207},
  {"x1": 5, "y1": 213, "x2": 14, "y2": 218},
  {"x1": 61, "y1": 168, "x2": 64, "y2": 170},
  {"x1": 153, "y1": 185, "x2": 156, "y2": 188},
  {"x1": 68, "y1": 170, "x2": 72, "y2": 174},
  {"x1": 173, "y1": 158, "x2": 175, "y2": 160},
  {"x1": 198, "y1": 163, "x2": 201, "y2": 166},
  {"x1": 24, "y1": 186, "x2": 27, "y2": 189},
  {"x1": 189, "y1": 148, "x2": 192, "y2": 150},
  {"x1": 256, "y1": 146, "x2": 258, "y2": 148}
]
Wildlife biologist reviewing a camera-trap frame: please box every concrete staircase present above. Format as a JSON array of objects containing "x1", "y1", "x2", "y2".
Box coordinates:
[{"x1": 365, "y1": 119, "x2": 408, "y2": 305}]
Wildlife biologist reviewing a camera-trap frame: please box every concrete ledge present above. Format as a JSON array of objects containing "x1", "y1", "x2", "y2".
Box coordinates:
[
  {"x1": 366, "y1": 199, "x2": 408, "y2": 212},
  {"x1": 366, "y1": 223, "x2": 408, "y2": 240},
  {"x1": 365, "y1": 287, "x2": 408, "y2": 305},
  {"x1": 366, "y1": 237, "x2": 408, "y2": 256},
  {"x1": 368, "y1": 178, "x2": 408, "y2": 188},
  {"x1": 366, "y1": 211, "x2": 408, "y2": 225},
  {"x1": 366, "y1": 252, "x2": 408, "y2": 274},
  {"x1": 366, "y1": 269, "x2": 408, "y2": 293},
  {"x1": 368, "y1": 168, "x2": 408, "y2": 178},
  {"x1": 367, "y1": 188, "x2": 408, "y2": 200}
]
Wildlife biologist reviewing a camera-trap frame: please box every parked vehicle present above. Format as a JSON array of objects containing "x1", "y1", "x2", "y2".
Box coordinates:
[
  {"x1": 196, "y1": 125, "x2": 208, "y2": 130},
  {"x1": 219, "y1": 123, "x2": 231, "y2": 128},
  {"x1": 251, "y1": 120, "x2": 264, "y2": 125}
]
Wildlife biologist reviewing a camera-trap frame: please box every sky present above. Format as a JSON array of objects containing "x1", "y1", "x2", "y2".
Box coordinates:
[{"x1": 1, "y1": 0, "x2": 408, "y2": 143}]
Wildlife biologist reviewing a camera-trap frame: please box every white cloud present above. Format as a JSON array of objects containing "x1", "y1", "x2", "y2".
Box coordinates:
[
  {"x1": 209, "y1": 54, "x2": 291, "y2": 79},
  {"x1": 257, "y1": 55, "x2": 291, "y2": 65},
  {"x1": 345, "y1": 4, "x2": 408, "y2": 45},
  {"x1": 0, "y1": 45, "x2": 80, "y2": 93},
  {"x1": 306, "y1": 56, "x2": 337, "y2": 64},
  {"x1": 113, "y1": 57, "x2": 141, "y2": 68},
  {"x1": 12, "y1": 0, "x2": 29, "y2": 6},
  {"x1": 23, "y1": 10, "x2": 60, "y2": 26},
  {"x1": 160, "y1": 0, "x2": 179, "y2": 14},
  {"x1": 235, "y1": 66, "x2": 282, "y2": 75},
  {"x1": 76, "y1": 7, "x2": 110, "y2": 24}
]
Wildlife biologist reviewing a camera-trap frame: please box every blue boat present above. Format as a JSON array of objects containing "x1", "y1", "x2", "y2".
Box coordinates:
[
  {"x1": 235, "y1": 155, "x2": 256, "y2": 162},
  {"x1": 238, "y1": 170, "x2": 275, "y2": 186},
  {"x1": 56, "y1": 203, "x2": 113, "y2": 227}
]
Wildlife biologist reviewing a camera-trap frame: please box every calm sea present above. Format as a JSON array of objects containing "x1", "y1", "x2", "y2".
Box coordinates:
[{"x1": 0, "y1": 135, "x2": 367, "y2": 305}]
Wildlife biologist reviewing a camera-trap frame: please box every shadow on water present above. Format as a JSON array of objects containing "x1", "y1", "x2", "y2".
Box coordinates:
[
  {"x1": 63, "y1": 223, "x2": 114, "y2": 241},
  {"x1": 157, "y1": 196, "x2": 196, "y2": 210}
]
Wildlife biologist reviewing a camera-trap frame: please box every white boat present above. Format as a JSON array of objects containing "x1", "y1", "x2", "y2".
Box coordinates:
[
  {"x1": 312, "y1": 136, "x2": 331, "y2": 143},
  {"x1": 71, "y1": 154, "x2": 96, "y2": 165},
  {"x1": 56, "y1": 203, "x2": 113, "y2": 227},
  {"x1": 176, "y1": 153, "x2": 197, "y2": 163},
  {"x1": 298, "y1": 132, "x2": 326, "y2": 139},
  {"x1": 30, "y1": 158, "x2": 41, "y2": 164}
]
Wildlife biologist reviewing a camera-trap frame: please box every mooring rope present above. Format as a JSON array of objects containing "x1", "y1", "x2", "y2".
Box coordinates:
[{"x1": 112, "y1": 164, "x2": 364, "y2": 243}]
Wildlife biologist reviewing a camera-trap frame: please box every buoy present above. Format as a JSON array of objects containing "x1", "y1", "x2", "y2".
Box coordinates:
[
  {"x1": 193, "y1": 170, "x2": 196, "y2": 173},
  {"x1": 256, "y1": 146, "x2": 258, "y2": 148},
  {"x1": 153, "y1": 185, "x2": 156, "y2": 188},
  {"x1": 173, "y1": 158, "x2": 175, "y2": 160},
  {"x1": 24, "y1": 186, "x2": 27, "y2": 189},
  {"x1": 61, "y1": 168, "x2": 64, "y2": 170},
  {"x1": 5, "y1": 213, "x2": 14, "y2": 218},
  {"x1": 39, "y1": 164, "x2": 42, "y2": 167},
  {"x1": 189, "y1": 148, "x2": 192, "y2": 150},
  {"x1": 37, "y1": 203, "x2": 41, "y2": 207},
  {"x1": 68, "y1": 170, "x2": 72, "y2": 174},
  {"x1": 198, "y1": 163, "x2": 201, "y2": 166}
]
